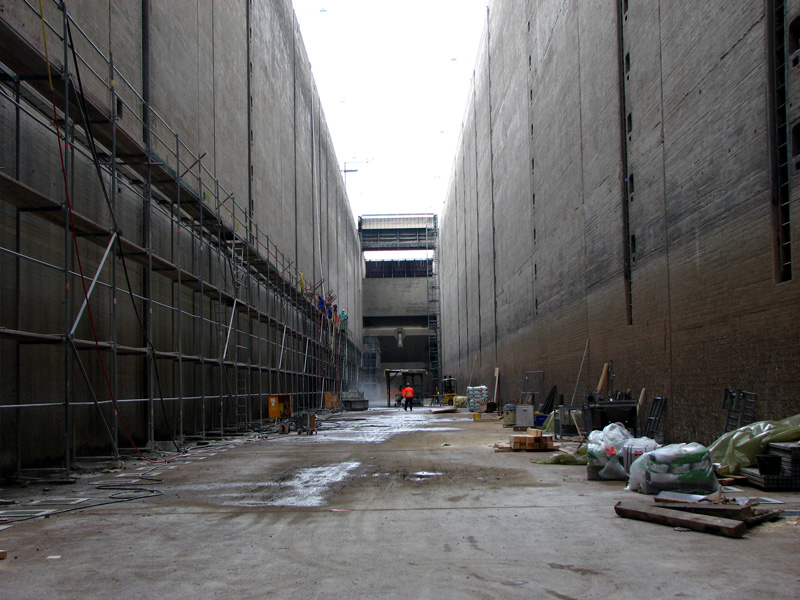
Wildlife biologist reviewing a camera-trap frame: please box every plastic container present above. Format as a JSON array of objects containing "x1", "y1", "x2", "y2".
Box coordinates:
[{"x1": 622, "y1": 439, "x2": 659, "y2": 473}]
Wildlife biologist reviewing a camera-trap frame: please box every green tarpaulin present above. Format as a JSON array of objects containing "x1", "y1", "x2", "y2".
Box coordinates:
[{"x1": 708, "y1": 413, "x2": 800, "y2": 476}]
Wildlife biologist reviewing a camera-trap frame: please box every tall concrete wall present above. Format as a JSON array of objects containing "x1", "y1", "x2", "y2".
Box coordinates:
[
  {"x1": 441, "y1": 0, "x2": 800, "y2": 444},
  {"x1": 363, "y1": 279, "x2": 428, "y2": 318},
  {"x1": 0, "y1": 0, "x2": 361, "y2": 470}
]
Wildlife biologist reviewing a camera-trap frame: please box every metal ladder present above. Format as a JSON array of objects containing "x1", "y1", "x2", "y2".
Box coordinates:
[
  {"x1": 643, "y1": 396, "x2": 666, "y2": 439},
  {"x1": 722, "y1": 389, "x2": 758, "y2": 433},
  {"x1": 234, "y1": 362, "x2": 249, "y2": 429}
]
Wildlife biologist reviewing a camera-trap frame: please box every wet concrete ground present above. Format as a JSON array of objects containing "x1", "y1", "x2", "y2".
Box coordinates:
[{"x1": 1, "y1": 408, "x2": 799, "y2": 599}]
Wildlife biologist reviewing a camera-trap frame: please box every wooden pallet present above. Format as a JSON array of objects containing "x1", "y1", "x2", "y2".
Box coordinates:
[{"x1": 740, "y1": 466, "x2": 800, "y2": 491}]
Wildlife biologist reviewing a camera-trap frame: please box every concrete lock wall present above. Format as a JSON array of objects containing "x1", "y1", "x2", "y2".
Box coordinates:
[
  {"x1": 0, "y1": 0, "x2": 361, "y2": 471},
  {"x1": 362, "y1": 278, "x2": 428, "y2": 318},
  {"x1": 440, "y1": 0, "x2": 800, "y2": 444}
]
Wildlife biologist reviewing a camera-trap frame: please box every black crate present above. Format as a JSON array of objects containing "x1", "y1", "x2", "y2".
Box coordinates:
[
  {"x1": 768, "y1": 442, "x2": 800, "y2": 476},
  {"x1": 741, "y1": 466, "x2": 800, "y2": 491}
]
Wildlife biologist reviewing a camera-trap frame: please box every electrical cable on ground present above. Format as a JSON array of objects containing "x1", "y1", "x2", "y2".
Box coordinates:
[{"x1": 0, "y1": 439, "x2": 250, "y2": 526}]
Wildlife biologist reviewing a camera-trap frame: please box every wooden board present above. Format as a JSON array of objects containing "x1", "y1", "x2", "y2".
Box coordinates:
[
  {"x1": 652, "y1": 501, "x2": 754, "y2": 521},
  {"x1": 614, "y1": 501, "x2": 747, "y2": 538}
]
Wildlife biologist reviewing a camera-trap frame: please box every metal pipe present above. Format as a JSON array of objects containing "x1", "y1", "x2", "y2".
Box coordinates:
[
  {"x1": 176, "y1": 167, "x2": 184, "y2": 445},
  {"x1": 61, "y1": 0, "x2": 72, "y2": 478},
  {"x1": 570, "y1": 338, "x2": 590, "y2": 406},
  {"x1": 144, "y1": 90, "x2": 154, "y2": 450},
  {"x1": 110, "y1": 53, "x2": 119, "y2": 454},
  {"x1": 69, "y1": 340, "x2": 119, "y2": 458},
  {"x1": 277, "y1": 324, "x2": 287, "y2": 372},
  {"x1": 141, "y1": 0, "x2": 151, "y2": 147},
  {"x1": 222, "y1": 298, "x2": 238, "y2": 360},
  {"x1": 69, "y1": 231, "x2": 118, "y2": 337}
]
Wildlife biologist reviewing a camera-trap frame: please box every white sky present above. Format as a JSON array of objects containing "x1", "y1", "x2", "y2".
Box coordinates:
[{"x1": 293, "y1": 0, "x2": 489, "y2": 221}]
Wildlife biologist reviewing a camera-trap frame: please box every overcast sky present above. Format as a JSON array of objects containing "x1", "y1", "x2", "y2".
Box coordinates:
[{"x1": 293, "y1": 0, "x2": 489, "y2": 221}]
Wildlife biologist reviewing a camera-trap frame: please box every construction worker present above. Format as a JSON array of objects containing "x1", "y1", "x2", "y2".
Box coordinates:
[{"x1": 402, "y1": 384, "x2": 415, "y2": 411}]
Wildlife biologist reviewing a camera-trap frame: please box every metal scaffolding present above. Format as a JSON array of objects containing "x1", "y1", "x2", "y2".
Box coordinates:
[
  {"x1": 0, "y1": 1, "x2": 359, "y2": 477},
  {"x1": 426, "y1": 218, "x2": 441, "y2": 395}
]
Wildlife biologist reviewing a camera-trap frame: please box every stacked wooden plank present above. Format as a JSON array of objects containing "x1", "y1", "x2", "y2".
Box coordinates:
[
  {"x1": 769, "y1": 442, "x2": 800, "y2": 477},
  {"x1": 510, "y1": 431, "x2": 554, "y2": 452},
  {"x1": 741, "y1": 442, "x2": 800, "y2": 490}
]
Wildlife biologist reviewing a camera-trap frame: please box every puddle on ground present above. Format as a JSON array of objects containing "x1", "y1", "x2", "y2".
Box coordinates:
[
  {"x1": 222, "y1": 461, "x2": 361, "y2": 508},
  {"x1": 408, "y1": 471, "x2": 443, "y2": 481},
  {"x1": 274, "y1": 411, "x2": 461, "y2": 445},
  {"x1": 178, "y1": 482, "x2": 279, "y2": 492}
]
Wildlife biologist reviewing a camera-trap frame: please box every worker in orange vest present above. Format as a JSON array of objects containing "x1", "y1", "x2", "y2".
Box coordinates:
[{"x1": 401, "y1": 384, "x2": 415, "y2": 411}]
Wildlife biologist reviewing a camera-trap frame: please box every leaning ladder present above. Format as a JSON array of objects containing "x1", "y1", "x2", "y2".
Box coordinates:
[{"x1": 722, "y1": 389, "x2": 758, "y2": 433}]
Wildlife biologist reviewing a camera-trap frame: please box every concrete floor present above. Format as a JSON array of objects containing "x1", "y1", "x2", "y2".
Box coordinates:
[{"x1": 1, "y1": 408, "x2": 798, "y2": 599}]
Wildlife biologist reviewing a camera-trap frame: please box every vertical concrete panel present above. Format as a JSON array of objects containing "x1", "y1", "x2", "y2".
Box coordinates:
[
  {"x1": 474, "y1": 29, "x2": 497, "y2": 365},
  {"x1": 454, "y1": 144, "x2": 469, "y2": 378},
  {"x1": 462, "y1": 91, "x2": 483, "y2": 379},
  {"x1": 614, "y1": 0, "x2": 672, "y2": 401},
  {"x1": 487, "y1": 1, "x2": 538, "y2": 396},
  {"x1": 657, "y1": 1, "x2": 796, "y2": 438},
  {"x1": 530, "y1": 0, "x2": 585, "y2": 355},
  {"x1": 440, "y1": 184, "x2": 459, "y2": 376},
  {"x1": 196, "y1": 0, "x2": 216, "y2": 179},
  {"x1": 573, "y1": 0, "x2": 626, "y2": 388},
  {"x1": 212, "y1": 0, "x2": 248, "y2": 219},
  {"x1": 490, "y1": 1, "x2": 533, "y2": 348},
  {"x1": 110, "y1": 2, "x2": 143, "y2": 141},
  {"x1": 250, "y1": 0, "x2": 295, "y2": 262},
  {"x1": 65, "y1": 2, "x2": 112, "y2": 112},
  {"x1": 293, "y1": 22, "x2": 315, "y2": 280},
  {"x1": 149, "y1": 1, "x2": 201, "y2": 169}
]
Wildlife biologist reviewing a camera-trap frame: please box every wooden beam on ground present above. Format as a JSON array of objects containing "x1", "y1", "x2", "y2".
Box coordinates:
[
  {"x1": 614, "y1": 501, "x2": 747, "y2": 538},
  {"x1": 743, "y1": 509, "x2": 784, "y2": 528},
  {"x1": 652, "y1": 501, "x2": 755, "y2": 521}
]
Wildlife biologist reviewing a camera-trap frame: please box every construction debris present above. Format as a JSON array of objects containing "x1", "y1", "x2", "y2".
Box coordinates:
[
  {"x1": 532, "y1": 445, "x2": 588, "y2": 465},
  {"x1": 739, "y1": 442, "x2": 800, "y2": 490},
  {"x1": 708, "y1": 412, "x2": 800, "y2": 476},
  {"x1": 614, "y1": 501, "x2": 748, "y2": 538},
  {"x1": 626, "y1": 442, "x2": 718, "y2": 495},
  {"x1": 586, "y1": 423, "x2": 634, "y2": 481},
  {"x1": 614, "y1": 498, "x2": 784, "y2": 538}
]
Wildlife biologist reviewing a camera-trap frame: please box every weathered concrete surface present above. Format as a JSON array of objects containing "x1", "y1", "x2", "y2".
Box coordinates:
[
  {"x1": 363, "y1": 278, "x2": 428, "y2": 317},
  {"x1": 1, "y1": 409, "x2": 798, "y2": 599},
  {"x1": 441, "y1": 1, "x2": 800, "y2": 444}
]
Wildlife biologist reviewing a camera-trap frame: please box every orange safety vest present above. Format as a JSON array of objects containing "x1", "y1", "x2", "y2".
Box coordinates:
[{"x1": 402, "y1": 386, "x2": 414, "y2": 399}]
